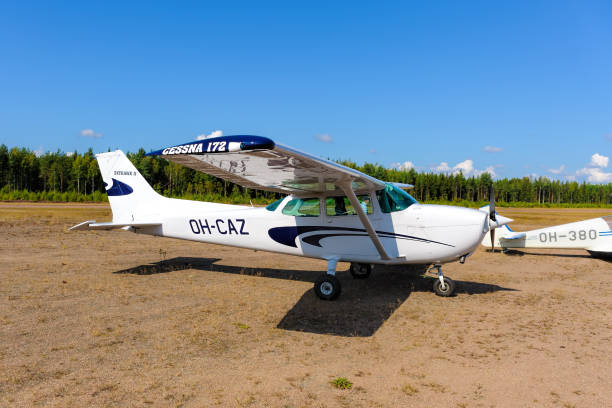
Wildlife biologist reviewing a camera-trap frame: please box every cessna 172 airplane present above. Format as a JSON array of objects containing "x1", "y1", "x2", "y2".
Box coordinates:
[
  {"x1": 71, "y1": 135, "x2": 512, "y2": 300},
  {"x1": 482, "y1": 212, "x2": 612, "y2": 259}
]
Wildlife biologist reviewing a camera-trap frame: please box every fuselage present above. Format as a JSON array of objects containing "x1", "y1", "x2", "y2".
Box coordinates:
[
  {"x1": 485, "y1": 216, "x2": 612, "y2": 254},
  {"x1": 134, "y1": 194, "x2": 489, "y2": 265}
]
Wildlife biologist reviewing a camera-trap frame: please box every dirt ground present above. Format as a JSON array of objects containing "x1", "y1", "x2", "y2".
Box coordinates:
[{"x1": 1, "y1": 203, "x2": 611, "y2": 408}]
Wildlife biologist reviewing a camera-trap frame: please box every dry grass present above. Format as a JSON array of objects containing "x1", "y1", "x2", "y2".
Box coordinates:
[{"x1": 0, "y1": 203, "x2": 611, "y2": 407}]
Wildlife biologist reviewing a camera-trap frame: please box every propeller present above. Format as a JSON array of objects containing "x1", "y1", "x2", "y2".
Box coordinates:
[{"x1": 489, "y1": 185, "x2": 496, "y2": 252}]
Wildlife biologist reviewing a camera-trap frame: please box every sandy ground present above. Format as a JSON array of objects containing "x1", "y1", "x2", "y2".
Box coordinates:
[{"x1": 1, "y1": 204, "x2": 610, "y2": 408}]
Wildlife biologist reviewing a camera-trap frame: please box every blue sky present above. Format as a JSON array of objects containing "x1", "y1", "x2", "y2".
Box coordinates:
[{"x1": 1, "y1": 1, "x2": 611, "y2": 182}]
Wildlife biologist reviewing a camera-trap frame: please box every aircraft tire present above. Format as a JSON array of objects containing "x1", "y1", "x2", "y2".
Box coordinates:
[
  {"x1": 314, "y1": 275, "x2": 341, "y2": 300},
  {"x1": 349, "y1": 263, "x2": 371, "y2": 279},
  {"x1": 433, "y1": 277, "x2": 455, "y2": 297}
]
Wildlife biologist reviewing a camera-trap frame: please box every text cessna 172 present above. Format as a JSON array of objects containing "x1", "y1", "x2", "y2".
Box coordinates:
[
  {"x1": 71, "y1": 135, "x2": 512, "y2": 300},
  {"x1": 482, "y1": 213, "x2": 612, "y2": 259}
]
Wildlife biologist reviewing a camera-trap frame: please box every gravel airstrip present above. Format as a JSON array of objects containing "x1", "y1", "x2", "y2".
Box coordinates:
[{"x1": 1, "y1": 203, "x2": 611, "y2": 407}]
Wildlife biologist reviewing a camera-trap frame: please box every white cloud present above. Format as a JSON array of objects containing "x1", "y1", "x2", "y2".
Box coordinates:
[
  {"x1": 565, "y1": 175, "x2": 576, "y2": 181},
  {"x1": 547, "y1": 164, "x2": 565, "y2": 175},
  {"x1": 196, "y1": 130, "x2": 223, "y2": 140},
  {"x1": 453, "y1": 159, "x2": 474, "y2": 175},
  {"x1": 571, "y1": 153, "x2": 612, "y2": 183},
  {"x1": 432, "y1": 162, "x2": 451, "y2": 172},
  {"x1": 390, "y1": 161, "x2": 414, "y2": 171},
  {"x1": 33, "y1": 146, "x2": 43, "y2": 157},
  {"x1": 483, "y1": 145, "x2": 503, "y2": 153},
  {"x1": 81, "y1": 128, "x2": 102, "y2": 138},
  {"x1": 315, "y1": 133, "x2": 333, "y2": 143},
  {"x1": 66, "y1": 151, "x2": 74, "y2": 157},
  {"x1": 589, "y1": 153, "x2": 609, "y2": 168},
  {"x1": 475, "y1": 166, "x2": 497, "y2": 178},
  {"x1": 431, "y1": 159, "x2": 496, "y2": 177},
  {"x1": 577, "y1": 167, "x2": 612, "y2": 183}
]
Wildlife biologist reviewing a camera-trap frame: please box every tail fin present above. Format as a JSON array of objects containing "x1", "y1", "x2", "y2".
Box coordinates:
[{"x1": 97, "y1": 150, "x2": 164, "y2": 223}]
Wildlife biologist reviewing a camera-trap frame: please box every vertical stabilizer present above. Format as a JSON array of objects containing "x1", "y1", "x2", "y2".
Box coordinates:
[{"x1": 96, "y1": 150, "x2": 164, "y2": 223}]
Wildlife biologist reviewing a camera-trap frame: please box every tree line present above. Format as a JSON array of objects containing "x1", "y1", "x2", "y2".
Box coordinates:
[{"x1": 1, "y1": 144, "x2": 610, "y2": 206}]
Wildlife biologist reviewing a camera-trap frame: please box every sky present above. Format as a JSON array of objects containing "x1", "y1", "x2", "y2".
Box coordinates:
[{"x1": 0, "y1": 1, "x2": 611, "y2": 182}]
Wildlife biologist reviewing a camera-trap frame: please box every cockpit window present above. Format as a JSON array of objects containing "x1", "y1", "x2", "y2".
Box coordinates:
[
  {"x1": 281, "y1": 197, "x2": 320, "y2": 217},
  {"x1": 265, "y1": 197, "x2": 284, "y2": 212},
  {"x1": 325, "y1": 195, "x2": 372, "y2": 216},
  {"x1": 376, "y1": 184, "x2": 418, "y2": 213}
]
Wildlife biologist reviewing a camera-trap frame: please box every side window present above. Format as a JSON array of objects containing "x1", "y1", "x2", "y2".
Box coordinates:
[
  {"x1": 282, "y1": 197, "x2": 320, "y2": 217},
  {"x1": 325, "y1": 195, "x2": 372, "y2": 216}
]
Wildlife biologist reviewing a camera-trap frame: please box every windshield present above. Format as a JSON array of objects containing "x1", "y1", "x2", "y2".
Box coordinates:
[{"x1": 376, "y1": 184, "x2": 418, "y2": 213}]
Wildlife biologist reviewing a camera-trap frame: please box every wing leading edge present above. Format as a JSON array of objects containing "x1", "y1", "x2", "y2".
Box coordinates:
[{"x1": 146, "y1": 135, "x2": 385, "y2": 195}]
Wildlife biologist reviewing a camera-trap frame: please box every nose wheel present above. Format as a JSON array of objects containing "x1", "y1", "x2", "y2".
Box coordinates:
[{"x1": 431, "y1": 264, "x2": 456, "y2": 297}]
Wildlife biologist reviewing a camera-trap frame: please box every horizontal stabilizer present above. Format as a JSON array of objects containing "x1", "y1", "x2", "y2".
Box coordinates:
[
  {"x1": 500, "y1": 232, "x2": 526, "y2": 241},
  {"x1": 69, "y1": 220, "x2": 162, "y2": 231}
]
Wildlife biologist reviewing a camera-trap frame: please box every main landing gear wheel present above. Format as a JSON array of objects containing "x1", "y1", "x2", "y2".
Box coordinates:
[
  {"x1": 433, "y1": 277, "x2": 455, "y2": 297},
  {"x1": 349, "y1": 263, "x2": 371, "y2": 279},
  {"x1": 314, "y1": 275, "x2": 342, "y2": 300}
]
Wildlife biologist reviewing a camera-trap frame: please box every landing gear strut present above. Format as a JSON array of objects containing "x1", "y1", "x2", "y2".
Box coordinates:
[
  {"x1": 430, "y1": 264, "x2": 455, "y2": 297},
  {"x1": 314, "y1": 257, "x2": 342, "y2": 300},
  {"x1": 349, "y1": 263, "x2": 372, "y2": 279}
]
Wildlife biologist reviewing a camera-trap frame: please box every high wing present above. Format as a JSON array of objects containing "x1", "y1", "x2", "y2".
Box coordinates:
[{"x1": 146, "y1": 135, "x2": 386, "y2": 195}]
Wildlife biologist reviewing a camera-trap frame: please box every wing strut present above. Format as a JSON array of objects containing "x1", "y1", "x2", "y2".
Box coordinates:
[{"x1": 340, "y1": 181, "x2": 390, "y2": 261}]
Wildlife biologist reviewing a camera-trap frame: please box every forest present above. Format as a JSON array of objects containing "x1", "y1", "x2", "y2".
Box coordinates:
[{"x1": 1, "y1": 144, "x2": 611, "y2": 207}]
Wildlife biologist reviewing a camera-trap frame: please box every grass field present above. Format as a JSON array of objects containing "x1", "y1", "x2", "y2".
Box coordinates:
[{"x1": 1, "y1": 203, "x2": 611, "y2": 407}]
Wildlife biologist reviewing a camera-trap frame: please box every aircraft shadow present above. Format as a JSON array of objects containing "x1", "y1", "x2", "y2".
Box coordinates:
[
  {"x1": 114, "y1": 257, "x2": 322, "y2": 280},
  {"x1": 278, "y1": 267, "x2": 517, "y2": 337},
  {"x1": 114, "y1": 258, "x2": 517, "y2": 337},
  {"x1": 501, "y1": 249, "x2": 612, "y2": 262}
]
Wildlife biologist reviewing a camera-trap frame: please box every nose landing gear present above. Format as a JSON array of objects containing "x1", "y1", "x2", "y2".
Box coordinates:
[{"x1": 430, "y1": 264, "x2": 456, "y2": 297}]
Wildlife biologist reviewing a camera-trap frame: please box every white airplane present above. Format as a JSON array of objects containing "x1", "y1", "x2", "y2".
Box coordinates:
[
  {"x1": 482, "y1": 211, "x2": 612, "y2": 259},
  {"x1": 70, "y1": 135, "x2": 512, "y2": 299}
]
